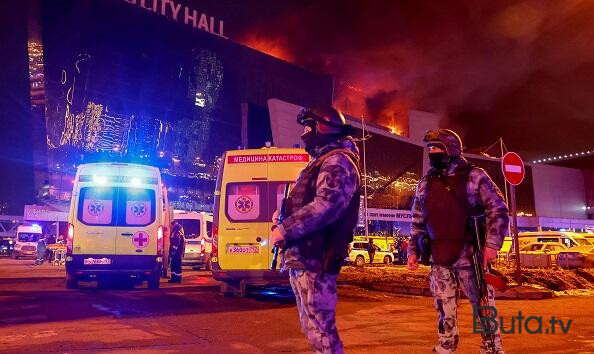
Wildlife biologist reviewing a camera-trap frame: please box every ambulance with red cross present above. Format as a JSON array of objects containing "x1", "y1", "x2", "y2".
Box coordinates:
[
  {"x1": 65, "y1": 163, "x2": 171, "y2": 289},
  {"x1": 212, "y1": 147, "x2": 309, "y2": 295}
]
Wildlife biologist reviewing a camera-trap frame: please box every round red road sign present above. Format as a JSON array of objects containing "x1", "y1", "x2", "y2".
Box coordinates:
[{"x1": 501, "y1": 152, "x2": 525, "y2": 186}]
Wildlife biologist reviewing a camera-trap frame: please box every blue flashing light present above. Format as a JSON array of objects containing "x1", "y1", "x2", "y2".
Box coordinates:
[{"x1": 93, "y1": 175, "x2": 107, "y2": 185}]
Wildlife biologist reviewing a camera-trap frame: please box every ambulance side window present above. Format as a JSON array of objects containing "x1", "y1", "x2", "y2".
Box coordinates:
[
  {"x1": 78, "y1": 187, "x2": 116, "y2": 226},
  {"x1": 225, "y1": 183, "x2": 264, "y2": 222},
  {"x1": 275, "y1": 184, "x2": 285, "y2": 215},
  {"x1": 271, "y1": 182, "x2": 293, "y2": 221}
]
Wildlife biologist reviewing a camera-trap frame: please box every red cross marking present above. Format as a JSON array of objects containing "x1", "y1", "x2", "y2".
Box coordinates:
[{"x1": 133, "y1": 232, "x2": 148, "y2": 247}]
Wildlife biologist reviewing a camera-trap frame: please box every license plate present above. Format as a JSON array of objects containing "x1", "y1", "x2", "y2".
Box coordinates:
[
  {"x1": 226, "y1": 245, "x2": 260, "y2": 254},
  {"x1": 83, "y1": 257, "x2": 112, "y2": 265}
]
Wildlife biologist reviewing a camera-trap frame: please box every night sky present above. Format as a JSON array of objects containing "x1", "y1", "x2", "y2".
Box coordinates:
[{"x1": 200, "y1": 0, "x2": 594, "y2": 160}]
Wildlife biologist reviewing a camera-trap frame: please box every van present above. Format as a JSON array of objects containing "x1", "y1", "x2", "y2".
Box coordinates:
[
  {"x1": 65, "y1": 163, "x2": 171, "y2": 289},
  {"x1": 500, "y1": 231, "x2": 592, "y2": 254},
  {"x1": 212, "y1": 147, "x2": 309, "y2": 295},
  {"x1": 13, "y1": 224, "x2": 43, "y2": 259},
  {"x1": 174, "y1": 210, "x2": 213, "y2": 269}
]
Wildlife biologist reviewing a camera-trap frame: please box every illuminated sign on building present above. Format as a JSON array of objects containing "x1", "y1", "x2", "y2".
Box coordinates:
[
  {"x1": 227, "y1": 154, "x2": 310, "y2": 164},
  {"x1": 122, "y1": 0, "x2": 227, "y2": 38}
]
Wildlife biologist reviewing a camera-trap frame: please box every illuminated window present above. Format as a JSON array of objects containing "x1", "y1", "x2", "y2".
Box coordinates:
[{"x1": 195, "y1": 92, "x2": 206, "y2": 107}]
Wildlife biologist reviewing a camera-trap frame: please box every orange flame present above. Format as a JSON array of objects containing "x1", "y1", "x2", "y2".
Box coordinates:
[{"x1": 240, "y1": 34, "x2": 295, "y2": 63}]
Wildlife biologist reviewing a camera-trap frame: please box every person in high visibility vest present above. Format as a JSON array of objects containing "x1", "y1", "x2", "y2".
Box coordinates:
[{"x1": 168, "y1": 222, "x2": 185, "y2": 283}]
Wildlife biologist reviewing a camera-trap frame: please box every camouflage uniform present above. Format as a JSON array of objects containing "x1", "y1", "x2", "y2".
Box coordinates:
[
  {"x1": 277, "y1": 137, "x2": 360, "y2": 354},
  {"x1": 409, "y1": 153, "x2": 509, "y2": 354},
  {"x1": 289, "y1": 269, "x2": 342, "y2": 354}
]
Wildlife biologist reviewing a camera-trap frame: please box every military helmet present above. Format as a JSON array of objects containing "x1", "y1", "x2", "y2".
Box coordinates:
[
  {"x1": 296, "y1": 106, "x2": 354, "y2": 135},
  {"x1": 423, "y1": 129, "x2": 463, "y2": 157}
]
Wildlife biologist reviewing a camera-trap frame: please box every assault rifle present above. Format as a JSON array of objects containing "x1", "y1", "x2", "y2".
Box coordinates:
[
  {"x1": 271, "y1": 183, "x2": 291, "y2": 270},
  {"x1": 470, "y1": 215, "x2": 507, "y2": 351}
]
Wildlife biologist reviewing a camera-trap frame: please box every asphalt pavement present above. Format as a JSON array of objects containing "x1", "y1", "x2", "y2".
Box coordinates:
[{"x1": 0, "y1": 258, "x2": 593, "y2": 353}]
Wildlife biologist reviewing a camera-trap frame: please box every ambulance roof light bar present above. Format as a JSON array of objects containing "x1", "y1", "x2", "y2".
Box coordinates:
[{"x1": 93, "y1": 175, "x2": 107, "y2": 185}]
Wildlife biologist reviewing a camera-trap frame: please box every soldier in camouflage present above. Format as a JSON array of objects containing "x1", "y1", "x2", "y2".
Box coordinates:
[
  {"x1": 407, "y1": 129, "x2": 509, "y2": 354},
  {"x1": 270, "y1": 106, "x2": 361, "y2": 354}
]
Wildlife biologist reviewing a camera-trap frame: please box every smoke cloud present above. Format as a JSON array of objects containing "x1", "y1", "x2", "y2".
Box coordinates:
[{"x1": 235, "y1": 0, "x2": 594, "y2": 158}]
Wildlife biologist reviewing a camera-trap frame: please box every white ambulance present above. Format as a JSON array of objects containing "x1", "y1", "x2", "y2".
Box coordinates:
[
  {"x1": 65, "y1": 163, "x2": 171, "y2": 289},
  {"x1": 212, "y1": 147, "x2": 309, "y2": 295},
  {"x1": 13, "y1": 224, "x2": 43, "y2": 259},
  {"x1": 174, "y1": 210, "x2": 214, "y2": 269}
]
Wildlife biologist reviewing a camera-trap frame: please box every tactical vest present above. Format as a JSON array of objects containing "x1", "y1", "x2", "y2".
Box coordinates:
[
  {"x1": 423, "y1": 164, "x2": 475, "y2": 266},
  {"x1": 285, "y1": 149, "x2": 361, "y2": 274}
]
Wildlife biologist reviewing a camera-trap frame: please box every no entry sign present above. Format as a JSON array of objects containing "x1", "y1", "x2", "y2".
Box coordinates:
[{"x1": 501, "y1": 152, "x2": 525, "y2": 186}]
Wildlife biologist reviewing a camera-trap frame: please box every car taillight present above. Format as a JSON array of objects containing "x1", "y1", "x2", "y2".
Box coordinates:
[
  {"x1": 67, "y1": 223, "x2": 74, "y2": 255},
  {"x1": 212, "y1": 224, "x2": 218, "y2": 260},
  {"x1": 157, "y1": 225, "x2": 164, "y2": 256}
]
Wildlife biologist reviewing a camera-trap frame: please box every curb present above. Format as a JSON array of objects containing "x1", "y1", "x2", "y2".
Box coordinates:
[
  {"x1": 340, "y1": 281, "x2": 554, "y2": 300},
  {"x1": 494, "y1": 289, "x2": 554, "y2": 300}
]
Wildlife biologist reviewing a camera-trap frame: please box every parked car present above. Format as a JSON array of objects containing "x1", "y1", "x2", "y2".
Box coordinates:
[
  {"x1": 348, "y1": 241, "x2": 393, "y2": 267},
  {"x1": 521, "y1": 242, "x2": 567, "y2": 262},
  {"x1": 500, "y1": 232, "x2": 591, "y2": 255},
  {"x1": 557, "y1": 245, "x2": 594, "y2": 268},
  {"x1": 520, "y1": 242, "x2": 568, "y2": 255},
  {"x1": 507, "y1": 242, "x2": 568, "y2": 264}
]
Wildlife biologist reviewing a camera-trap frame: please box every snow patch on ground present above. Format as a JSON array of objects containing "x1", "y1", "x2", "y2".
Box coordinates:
[{"x1": 339, "y1": 264, "x2": 594, "y2": 296}]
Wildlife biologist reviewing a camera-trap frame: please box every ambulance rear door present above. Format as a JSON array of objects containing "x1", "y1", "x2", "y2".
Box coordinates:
[
  {"x1": 219, "y1": 152, "x2": 271, "y2": 270},
  {"x1": 73, "y1": 166, "x2": 121, "y2": 255},
  {"x1": 114, "y1": 171, "x2": 160, "y2": 258}
]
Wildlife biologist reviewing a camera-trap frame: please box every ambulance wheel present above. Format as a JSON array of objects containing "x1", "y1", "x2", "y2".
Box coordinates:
[
  {"x1": 355, "y1": 255, "x2": 365, "y2": 267},
  {"x1": 220, "y1": 280, "x2": 240, "y2": 297},
  {"x1": 148, "y1": 272, "x2": 160, "y2": 290},
  {"x1": 233, "y1": 281, "x2": 248, "y2": 297},
  {"x1": 65, "y1": 273, "x2": 78, "y2": 289},
  {"x1": 383, "y1": 256, "x2": 392, "y2": 264}
]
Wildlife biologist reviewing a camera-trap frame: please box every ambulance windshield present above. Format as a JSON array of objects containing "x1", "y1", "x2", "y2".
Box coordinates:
[
  {"x1": 18, "y1": 233, "x2": 41, "y2": 242},
  {"x1": 178, "y1": 220, "x2": 200, "y2": 239}
]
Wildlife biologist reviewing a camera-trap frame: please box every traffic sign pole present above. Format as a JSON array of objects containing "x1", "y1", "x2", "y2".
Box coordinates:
[
  {"x1": 509, "y1": 185, "x2": 522, "y2": 286},
  {"x1": 501, "y1": 152, "x2": 525, "y2": 287}
]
